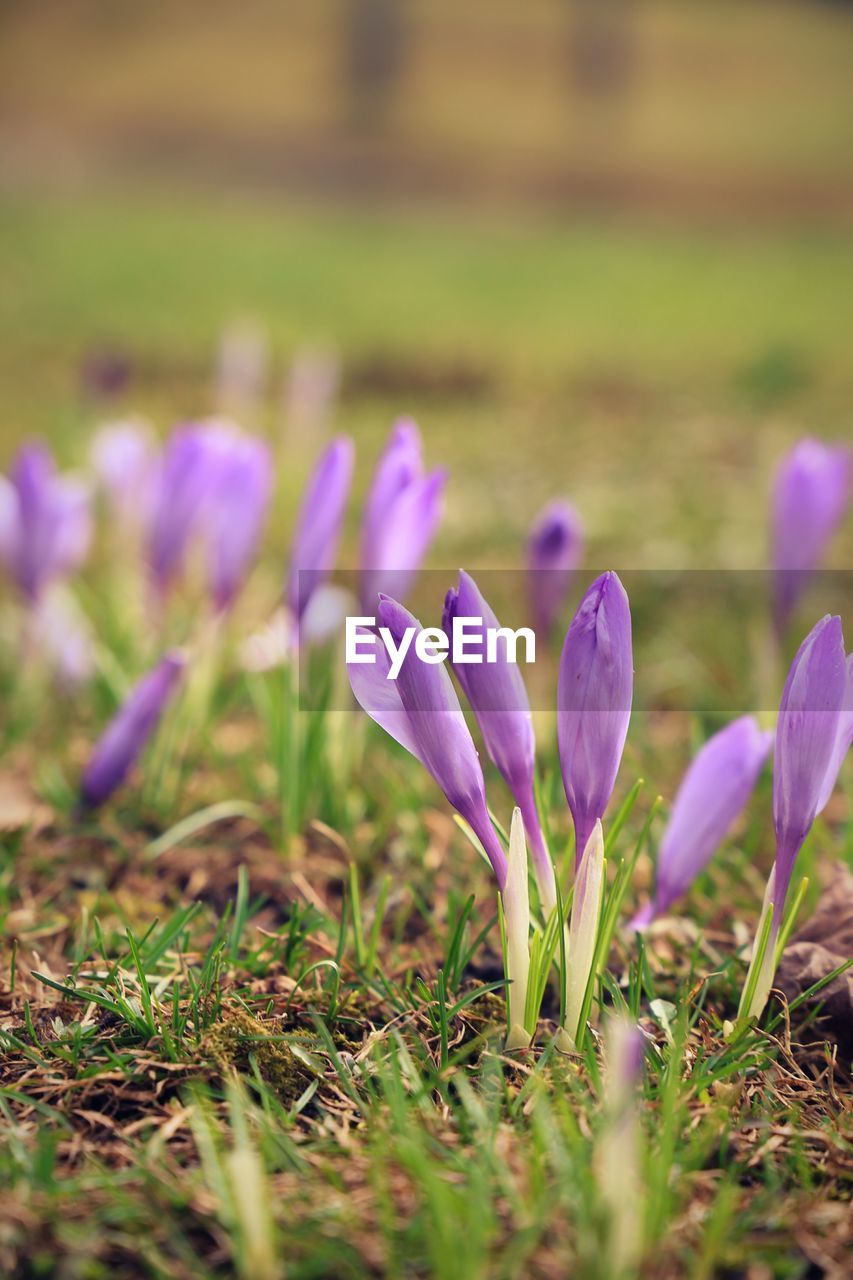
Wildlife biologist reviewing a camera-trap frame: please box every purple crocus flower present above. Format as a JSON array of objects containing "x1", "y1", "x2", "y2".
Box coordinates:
[
  {"x1": 0, "y1": 444, "x2": 91, "y2": 602},
  {"x1": 90, "y1": 420, "x2": 158, "y2": 531},
  {"x1": 771, "y1": 439, "x2": 851, "y2": 635},
  {"x1": 738, "y1": 614, "x2": 849, "y2": 1026},
  {"x1": 772, "y1": 614, "x2": 847, "y2": 921},
  {"x1": 286, "y1": 436, "x2": 354, "y2": 623},
  {"x1": 630, "y1": 716, "x2": 772, "y2": 930},
  {"x1": 81, "y1": 652, "x2": 186, "y2": 807},
  {"x1": 557, "y1": 571, "x2": 633, "y2": 866},
  {"x1": 359, "y1": 419, "x2": 446, "y2": 610},
  {"x1": 146, "y1": 424, "x2": 219, "y2": 596},
  {"x1": 442, "y1": 570, "x2": 555, "y2": 908},
  {"x1": 527, "y1": 499, "x2": 584, "y2": 642},
  {"x1": 348, "y1": 594, "x2": 508, "y2": 887},
  {"x1": 202, "y1": 433, "x2": 273, "y2": 612}
]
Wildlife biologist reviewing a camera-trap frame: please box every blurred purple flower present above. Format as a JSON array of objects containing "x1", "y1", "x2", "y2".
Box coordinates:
[
  {"x1": 527, "y1": 499, "x2": 584, "y2": 641},
  {"x1": 443, "y1": 570, "x2": 554, "y2": 908},
  {"x1": 146, "y1": 424, "x2": 220, "y2": 596},
  {"x1": 32, "y1": 587, "x2": 95, "y2": 690},
  {"x1": 286, "y1": 436, "x2": 354, "y2": 623},
  {"x1": 90, "y1": 420, "x2": 158, "y2": 531},
  {"x1": 80, "y1": 346, "x2": 132, "y2": 401},
  {"x1": 0, "y1": 443, "x2": 91, "y2": 603},
  {"x1": 81, "y1": 651, "x2": 186, "y2": 808},
  {"x1": 771, "y1": 439, "x2": 851, "y2": 635},
  {"x1": 283, "y1": 347, "x2": 340, "y2": 438},
  {"x1": 203, "y1": 433, "x2": 273, "y2": 612},
  {"x1": 772, "y1": 614, "x2": 847, "y2": 921},
  {"x1": 630, "y1": 716, "x2": 772, "y2": 930},
  {"x1": 348, "y1": 594, "x2": 508, "y2": 887},
  {"x1": 359, "y1": 419, "x2": 446, "y2": 610},
  {"x1": 557, "y1": 571, "x2": 633, "y2": 866}
]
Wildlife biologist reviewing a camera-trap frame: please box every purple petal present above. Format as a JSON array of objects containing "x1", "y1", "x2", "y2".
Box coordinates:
[
  {"x1": 644, "y1": 716, "x2": 772, "y2": 923},
  {"x1": 147, "y1": 424, "x2": 219, "y2": 594},
  {"x1": 773, "y1": 614, "x2": 846, "y2": 914},
  {"x1": 359, "y1": 420, "x2": 445, "y2": 609},
  {"x1": 771, "y1": 439, "x2": 851, "y2": 633},
  {"x1": 81, "y1": 653, "x2": 186, "y2": 807},
  {"x1": 350, "y1": 594, "x2": 507, "y2": 886},
  {"x1": 2, "y1": 444, "x2": 91, "y2": 601},
  {"x1": 90, "y1": 420, "x2": 158, "y2": 528},
  {"x1": 815, "y1": 652, "x2": 853, "y2": 815},
  {"x1": 527, "y1": 499, "x2": 584, "y2": 640},
  {"x1": 204, "y1": 435, "x2": 273, "y2": 612},
  {"x1": 286, "y1": 436, "x2": 354, "y2": 621},
  {"x1": 557, "y1": 571, "x2": 633, "y2": 865}
]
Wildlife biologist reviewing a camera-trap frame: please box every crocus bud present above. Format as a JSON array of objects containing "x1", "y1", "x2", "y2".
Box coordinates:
[
  {"x1": 504, "y1": 808, "x2": 532, "y2": 1049},
  {"x1": 216, "y1": 320, "x2": 269, "y2": 421},
  {"x1": 203, "y1": 433, "x2": 273, "y2": 613},
  {"x1": 359, "y1": 419, "x2": 446, "y2": 610},
  {"x1": 558, "y1": 571, "x2": 633, "y2": 867},
  {"x1": 81, "y1": 652, "x2": 186, "y2": 807},
  {"x1": 90, "y1": 420, "x2": 158, "y2": 532},
  {"x1": 286, "y1": 436, "x2": 354, "y2": 624},
  {"x1": 348, "y1": 594, "x2": 508, "y2": 887},
  {"x1": 146, "y1": 424, "x2": 219, "y2": 596},
  {"x1": 773, "y1": 614, "x2": 847, "y2": 918},
  {"x1": 0, "y1": 444, "x2": 91, "y2": 603},
  {"x1": 559, "y1": 819, "x2": 605, "y2": 1051},
  {"x1": 738, "y1": 614, "x2": 847, "y2": 1025},
  {"x1": 630, "y1": 716, "x2": 772, "y2": 930},
  {"x1": 527, "y1": 499, "x2": 584, "y2": 642},
  {"x1": 443, "y1": 570, "x2": 556, "y2": 912},
  {"x1": 771, "y1": 439, "x2": 851, "y2": 635}
]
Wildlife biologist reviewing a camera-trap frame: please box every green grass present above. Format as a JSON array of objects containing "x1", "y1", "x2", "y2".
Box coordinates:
[{"x1": 1, "y1": 184, "x2": 852, "y2": 1276}]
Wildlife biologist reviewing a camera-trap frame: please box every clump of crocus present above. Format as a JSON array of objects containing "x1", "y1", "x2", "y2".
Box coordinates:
[
  {"x1": 145, "y1": 421, "x2": 272, "y2": 613},
  {"x1": 629, "y1": 716, "x2": 772, "y2": 930},
  {"x1": 286, "y1": 436, "x2": 355, "y2": 628},
  {"x1": 0, "y1": 443, "x2": 91, "y2": 604},
  {"x1": 443, "y1": 570, "x2": 556, "y2": 913},
  {"x1": 359, "y1": 419, "x2": 446, "y2": 611},
  {"x1": 770, "y1": 438, "x2": 851, "y2": 636},
  {"x1": 735, "y1": 614, "x2": 851, "y2": 1027},
  {"x1": 349, "y1": 595, "x2": 540, "y2": 1044},
  {"x1": 527, "y1": 499, "x2": 583, "y2": 642},
  {"x1": 558, "y1": 571, "x2": 633, "y2": 867},
  {"x1": 81, "y1": 651, "x2": 186, "y2": 808}
]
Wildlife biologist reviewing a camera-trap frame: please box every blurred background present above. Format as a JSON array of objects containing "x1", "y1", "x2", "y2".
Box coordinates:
[{"x1": 1, "y1": 0, "x2": 852, "y2": 569}]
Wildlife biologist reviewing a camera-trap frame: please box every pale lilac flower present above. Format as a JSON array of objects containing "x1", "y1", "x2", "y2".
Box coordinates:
[
  {"x1": 771, "y1": 439, "x2": 851, "y2": 634},
  {"x1": 527, "y1": 499, "x2": 584, "y2": 641},
  {"x1": 359, "y1": 419, "x2": 446, "y2": 610},
  {"x1": 286, "y1": 437, "x2": 354, "y2": 623},
  {"x1": 90, "y1": 419, "x2": 158, "y2": 532},
  {"x1": 0, "y1": 444, "x2": 91, "y2": 602}
]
